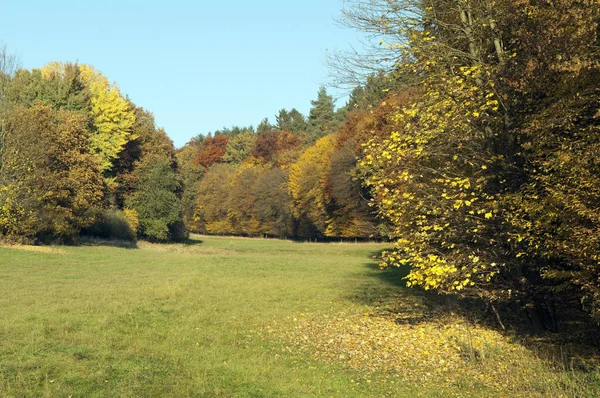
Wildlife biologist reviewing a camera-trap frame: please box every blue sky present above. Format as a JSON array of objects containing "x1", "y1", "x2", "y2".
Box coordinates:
[{"x1": 2, "y1": 1, "x2": 363, "y2": 147}]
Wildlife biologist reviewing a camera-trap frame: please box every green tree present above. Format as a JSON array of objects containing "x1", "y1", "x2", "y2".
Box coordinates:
[
  {"x1": 276, "y1": 108, "x2": 307, "y2": 134},
  {"x1": 256, "y1": 118, "x2": 275, "y2": 135},
  {"x1": 307, "y1": 86, "x2": 337, "y2": 139},
  {"x1": 126, "y1": 160, "x2": 186, "y2": 242},
  {"x1": 223, "y1": 130, "x2": 257, "y2": 164}
]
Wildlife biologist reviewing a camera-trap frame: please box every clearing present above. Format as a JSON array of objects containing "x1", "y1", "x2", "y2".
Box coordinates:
[{"x1": 0, "y1": 235, "x2": 598, "y2": 397}]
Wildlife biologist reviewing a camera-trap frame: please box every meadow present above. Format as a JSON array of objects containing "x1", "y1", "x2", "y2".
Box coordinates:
[{"x1": 0, "y1": 235, "x2": 598, "y2": 397}]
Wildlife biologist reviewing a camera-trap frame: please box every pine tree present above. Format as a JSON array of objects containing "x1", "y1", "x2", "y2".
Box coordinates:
[{"x1": 307, "y1": 87, "x2": 337, "y2": 139}]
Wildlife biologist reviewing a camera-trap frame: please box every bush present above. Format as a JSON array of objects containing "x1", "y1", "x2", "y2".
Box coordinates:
[{"x1": 82, "y1": 209, "x2": 136, "y2": 241}]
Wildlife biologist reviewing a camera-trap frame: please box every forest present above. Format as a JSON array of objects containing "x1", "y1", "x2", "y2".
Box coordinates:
[{"x1": 1, "y1": 0, "x2": 600, "y2": 337}]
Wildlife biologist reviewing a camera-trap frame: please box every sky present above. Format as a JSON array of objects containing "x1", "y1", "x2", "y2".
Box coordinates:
[{"x1": 1, "y1": 1, "x2": 364, "y2": 147}]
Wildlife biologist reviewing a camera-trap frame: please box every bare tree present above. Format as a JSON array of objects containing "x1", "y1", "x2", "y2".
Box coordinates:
[
  {"x1": 326, "y1": 0, "x2": 423, "y2": 89},
  {"x1": 0, "y1": 42, "x2": 21, "y2": 161},
  {"x1": 0, "y1": 42, "x2": 20, "y2": 78},
  {"x1": 327, "y1": 0, "x2": 506, "y2": 89}
]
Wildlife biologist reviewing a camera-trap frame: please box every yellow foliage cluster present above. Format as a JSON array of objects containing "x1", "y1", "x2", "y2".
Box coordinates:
[
  {"x1": 358, "y1": 64, "x2": 507, "y2": 296},
  {"x1": 78, "y1": 64, "x2": 136, "y2": 171},
  {"x1": 123, "y1": 208, "x2": 140, "y2": 236},
  {"x1": 288, "y1": 134, "x2": 337, "y2": 234},
  {"x1": 42, "y1": 62, "x2": 136, "y2": 172}
]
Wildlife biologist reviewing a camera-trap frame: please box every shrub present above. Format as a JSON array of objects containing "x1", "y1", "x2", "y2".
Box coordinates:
[{"x1": 82, "y1": 209, "x2": 136, "y2": 241}]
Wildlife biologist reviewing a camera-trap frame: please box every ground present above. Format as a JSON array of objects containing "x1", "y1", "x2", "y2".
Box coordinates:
[{"x1": 0, "y1": 235, "x2": 598, "y2": 397}]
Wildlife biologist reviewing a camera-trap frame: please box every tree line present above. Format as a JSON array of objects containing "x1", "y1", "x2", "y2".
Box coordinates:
[
  {"x1": 176, "y1": 81, "x2": 390, "y2": 240},
  {"x1": 0, "y1": 62, "x2": 186, "y2": 243}
]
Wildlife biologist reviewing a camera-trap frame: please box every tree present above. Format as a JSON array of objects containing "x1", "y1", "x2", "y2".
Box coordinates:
[
  {"x1": 324, "y1": 139, "x2": 379, "y2": 238},
  {"x1": 225, "y1": 163, "x2": 265, "y2": 235},
  {"x1": 40, "y1": 63, "x2": 136, "y2": 173},
  {"x1": 80, "y1": 65, "x2": 136, "y2": 172},
  {"x1": 276, "y1": 108, "x2": 307, "y2": 134},
  {"x1": 194, "y1": 164, "x2": 236, "y2": 234},
  {"x1": 0, "y1": 104, "x2": 104, "y2": 242},
  {"x1": 350, "y1": 0, "x2": 600, "y2": 330},
  {"x1": 112, "y1": 106, "x2": 176, "y2": 205},
  {"x1": 256, "y1": 117, "x2": 275, "y2": 135},
  {"x1": 176, "y1": 142, "x2": 205, "y2": 232},
  {"x1": 497, "y1": 0, "x2": 600, "y2": 324},
  {"x1": 289, "y1": 134, "x2": 338, "y2": 236},
  {"x1": 307, "y1": 87, "x2": 338, "y2": 139},
  {"x1": 194, "y1": 134, "x2": 230, "y2": 169},
  {"x1": 126, "y1": 160, "x2": 186, "y2": 242},
  {"x1": 254, "y1": 168, "x2": 295, "y2": 238},
  {"x1": 252, "y1": 129, "x2": 305, "y2": 166},
  {"x1": 348, "y1": 0, "x2": 510, "y2": 299},
  {"x1": 0, "y1": 42, "x2": 20, "y2": 103},
  {"x1": 223, "y1": 130, "x2": 256, "y2": 164},
  {"x1": 345, "y1": 72, "x2": 396, "y2": 111}
]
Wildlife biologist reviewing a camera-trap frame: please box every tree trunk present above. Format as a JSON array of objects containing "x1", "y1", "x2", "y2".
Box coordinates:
[{"x1": 459, "y1": 1, "x2": 479, "y2": 61}]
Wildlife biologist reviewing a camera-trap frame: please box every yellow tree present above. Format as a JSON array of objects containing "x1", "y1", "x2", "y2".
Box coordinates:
[
  {"x1": 288, "y1": 134, "x2": 337, "y2": 235},
  {"x1": 352, "y1": 0, "x2": 517, "y2": 304},
  {"x1": 42, "y1": 63, "x2": 136, "y2": 172},
  {"x1": 354, "y1": 0, "x2": 600, "y2": 330}
]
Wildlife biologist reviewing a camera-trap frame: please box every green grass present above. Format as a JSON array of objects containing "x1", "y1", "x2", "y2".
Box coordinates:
[{"x1": 0, "y1": 235, "x2": 598, "y2": 397}]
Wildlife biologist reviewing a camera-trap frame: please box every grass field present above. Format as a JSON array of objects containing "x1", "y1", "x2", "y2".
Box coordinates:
[{"x1": 0, "y1": 235, "x2": 598, "y2": 397}]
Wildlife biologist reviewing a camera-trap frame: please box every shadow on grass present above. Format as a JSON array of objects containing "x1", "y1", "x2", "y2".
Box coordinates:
[
  {"x1": 78, "y1": 236, "x2": 138, "y2": 249},
  {"x1": 78, "y1": 235, "x2": 204, "y2": 249},
  {"x1": 364, "y1": 260, "x2": 411, "y2": 289},
  {"x1": 354, "y1": 255, "x2": 600, "y2": 365},
  {"x1": 182, "y1": 236, "x2": 203, "y2": 245}
]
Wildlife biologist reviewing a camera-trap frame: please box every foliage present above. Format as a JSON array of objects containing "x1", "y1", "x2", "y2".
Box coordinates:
[
  {"x1": 253, "y1": 168, "x2": 295, "y2": 238},
  {"x1": 176, "y1": 143, "x2": 205, "y2": 232},
  {"x1": 497, "y1": 0, "x2": 600, "y2": 322},
  {"x1": 0, "y1": 57, "x2": 186, "y2": 243},
  {"x1": 42, "y1": 63, "x2": 136, "y2": 173},
  {"x1": 256, "y1": 117, "x2": 276, "y2": 135},
  {"x1": 252, "y1": 129, "x2": 304, "y2": 166},
  {"x1": 346, "y1": 72, "x2": 397, "y2": 111},
  {"x1": 275, "y1": 108, "x2": 307, "y2": 134},
  {"x1": 351, "y1": 0, "x2": 600, "y2": 328},
  {"x1": 194, "y1": 163, "x2": 236, "y2": 234},
  {"x1": 223, "y1": 130, "x2": 256, "y2": 164},
  {"x1": 224, "y1": 163, "x2": 265, "y2": 235},
  {"x1": 194, "y1": 134, "x2": 230, "y2": 170},
  {"x1": 289, "y1": 134, "x2": 338, "y2": 235},
  {"x1": 324, "y1": 139, "x2": 378, "y2": 238},
  {"x1": 0, "y1": 104, "x2": 104, "y2": 242},
  {"x1": 307, "y1": 86, "x2": 338, "y2": 139},
  {"x1": 360, "y1": 64, "x2": 513, "y2": 296},
  {"x1": 126, "y1": 160, "x2": 187, "y2": 242},
  {"x1": 82, "y1": 208, "x2": 137, "y2": 241}
]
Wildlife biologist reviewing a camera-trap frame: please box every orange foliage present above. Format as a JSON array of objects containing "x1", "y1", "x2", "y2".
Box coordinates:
[{"x1": 194, "y1": 135, "x2": 230, "y2": 169}]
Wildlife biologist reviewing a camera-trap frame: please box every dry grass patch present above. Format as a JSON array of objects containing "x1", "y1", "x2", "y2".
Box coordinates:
[
  {"x1": 136, "y1": 240, "x2": 237, "y2": 255},
  {"x1": 0, "y1": 244, "x2": 68, "y2": 255}
]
